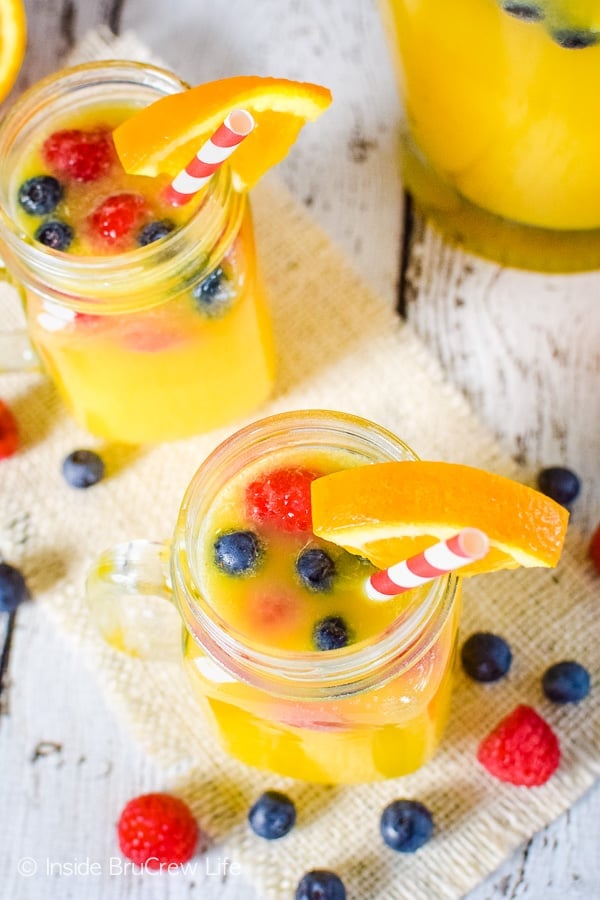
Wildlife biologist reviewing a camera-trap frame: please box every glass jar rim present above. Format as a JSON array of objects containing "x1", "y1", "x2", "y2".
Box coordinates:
[
  {"x1": 171, "y1": 409, "x2": 458, "y2": 699},
  {"x1": 0, "y1": 60, "x2": 245, "y2": 314}
]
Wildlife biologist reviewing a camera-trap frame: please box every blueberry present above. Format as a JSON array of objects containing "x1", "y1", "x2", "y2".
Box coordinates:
[
  {"x1": 461, "y1": 631, "x2": 512, "y2": 682},
  {"x1": 214, "y1": 530, "x2": 262, "y2": 575},
  {"x1": 552, "y1": 30, "x2": 599, "y2": 50},
  {"x1": 380, "y1": 799, "x2": 434, "y2": 853},
  {"x1": 34, "y1": 220, "x2": 73, "y2": 251},
  {"x1": 0, "y1": 562, "x2": 30, "y2": 613},
  {"x1": 295, "y1": 870, "x2": 346, "y2": 900},
  {"x1": 312, "y1": 615, "x2": 350, "y2": 651},
  {"x1": 248, "y1": 790, "x2": 296, "y2": 840},
  {"x1": 542, "y1": 660, "x2": 590, "y2": 703},
  {"x1": 296, "y1": 547, "x2": 336, "y2": 592},
  {"x1": 137, "y1": 219, "x2": 175, "y2": 246},
  {"x1": 501, "y1": 3, "x2": 543, "y2": 22},
  {"x1": 62, "y1": 449, "x2": 105, "y2": 488},
  {"x1": 191, "y1": 266, "x2": 234, "y2": 317},
  {"x1": 18, "y1": 175, "x2": 63, "y2": 215},
  {"x1": 537, "y1": 466, "x2": 581, "y2": 506}
]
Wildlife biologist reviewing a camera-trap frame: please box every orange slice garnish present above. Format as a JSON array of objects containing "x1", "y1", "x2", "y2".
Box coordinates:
[
  {"x1": 113, "y1": 75, "x2": 332, "y2": 190},
  {"x1": 0, "y1": 0, "x2": 26, "y2": 104},
  {"x1": 311, "y1": 461, "x2": 569, "y2": 577}
]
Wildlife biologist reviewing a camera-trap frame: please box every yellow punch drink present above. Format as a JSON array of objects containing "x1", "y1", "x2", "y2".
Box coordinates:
[{"x1": 379, "y1": 0, "x2": 600, "y2": 271}]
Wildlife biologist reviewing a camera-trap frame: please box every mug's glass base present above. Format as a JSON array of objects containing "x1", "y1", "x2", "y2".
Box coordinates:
[{"x1": 402, "y1": 135, "x2": 600, "y2": 274}]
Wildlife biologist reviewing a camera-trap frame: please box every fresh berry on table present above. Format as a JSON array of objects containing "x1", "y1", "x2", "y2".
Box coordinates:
[
  {"x1": 0, "y1": 561, "x2": 30, "y2": 613},
  {"x1": 18, "y1": 175, "x2": 63, "y2": 215},
  {"x1": 0, "y1": 399, "x2": 19, "y2": 459},
  {"x1": 379, "y1": 799, "x2": 434, "y2": 852},
  {"x1": 537, "y1": 466, "x2": 581, "y2": 507},
  {"x1": 477, "y1": 704, "x2": 560, "y2": 786},
  {"x1": 589, "y1": 522, "x2": 600, "y2": 574},
  {"x1": 461, "y1": 631, "x2": 512, "y2": 682},
  {"x1": 542, "y1": 661, "x2": 591, "y2": 704},
  {"x1": 62, "y1": 449, "x2": 105, "y2": 488},
  {"x1": 248, "y1": 790, "x2": 296, "y2": 840},
  {"x1": 295, "y1": 869, "x2": 347, "y2": 900},
  {"x1": 117, "y1": 792, "x2": 199, "y2": 868}
]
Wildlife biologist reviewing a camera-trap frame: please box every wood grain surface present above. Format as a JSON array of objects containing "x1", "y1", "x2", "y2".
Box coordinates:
[{"x1": 1, "y1": 1, "x2": 599, "y2": 898}]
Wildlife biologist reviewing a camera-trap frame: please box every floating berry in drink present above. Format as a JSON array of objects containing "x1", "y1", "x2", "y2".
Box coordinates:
[
  {"x1": 250, "y1": 591, "x2": 299, "y2": 632},
  {"x1": 500, "y1": 2, "x2": 543, "y2": 22},
  {"x1": 312, "y1": 615, "x2": 350, "y2": 650},
  {"x1": 191, "y1": 266, "x2": 235, "y2": 318},
  {"x1": 88, "y1": 193, "x2": 150, "y2": 248},
  {"x1": 248, "y1": 790, "x2": 296, "y2": 839},
  {"x1": 246, "y1": 466, "x2": 319, "y2": 533},
  {"x1": 18, "y1": 175, "x2": 63, "y2": 215},
  {"x1": 34, "y1": 219, "x2": 73, "y2": 251},
  {"x1": 137, "y1": 219, "x2": 175, "y2": 246},
  {"x1": 551, "y1": 30, "x2": 599, "y2": 50},
  {"x1": 43, "y1": 127, "x2": 114, "y2": 182},
  {"x1": 214, "y1": 529, "x2": 263, "y2": 575},
  {"x1": 296, "y1": 547, "x2": 335, "y2": 592}
]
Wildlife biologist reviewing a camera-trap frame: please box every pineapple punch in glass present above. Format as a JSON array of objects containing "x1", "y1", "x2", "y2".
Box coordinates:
[
  {"x1": 0, "y1": 62, "x2": 330, "y2": 443},
  {"x1": 378, "y1": 0, "x2": 600, "y2": 272},
  {"x1": 87, "y1": 408, "x2": 567, "y2": 784}
]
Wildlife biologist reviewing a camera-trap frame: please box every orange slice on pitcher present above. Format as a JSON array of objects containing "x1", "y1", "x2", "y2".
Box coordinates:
[
  {"x1": 0, "y1": 0, "x2": 26, "y2": 104},
  {"x1": 113, "y1": 75, "x2": 332, "y2": 190},
  {"x1": 311, "y1": 461, "x2": 569, "y2": 577}
]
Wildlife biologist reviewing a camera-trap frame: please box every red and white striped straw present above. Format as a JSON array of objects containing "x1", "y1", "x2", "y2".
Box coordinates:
[
  {"x1": 163, "y1": 108, "x2": 255, "y2": 207},
  {"x1": 365, "y1": 528, "x2": 489, "y2": 602}
]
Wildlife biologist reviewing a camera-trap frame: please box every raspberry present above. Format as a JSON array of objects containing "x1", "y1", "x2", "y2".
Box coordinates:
[
  {"x1": 0, "y1": 399, "x2": 19, "y2": 459},
  {"x1": 477, "y1": 705, "x2": 560, "y2": 787},
  {"x1": 246, "y1": 466, "x2": 320, "y2": 533},
  {"x1": 589, "y1": 522, "x2": 600, "y2": 575},
  {"x1": 43, "y1": 128, "x2": 114, "y2": 182},
  {"x1": 88, "y1": 194, "x2": 150, "y2": 248},
  {"x1": 117, "y1": 793, "x2": 199, "y2": 868}
]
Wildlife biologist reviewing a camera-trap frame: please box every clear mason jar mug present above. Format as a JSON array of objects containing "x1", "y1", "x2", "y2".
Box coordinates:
[
  {"x1": 0, "y1": 61, "x2": 275, "y2": 443},
  {"x1": 87, "y1": 409, "x2": 461, "y2": 784}
]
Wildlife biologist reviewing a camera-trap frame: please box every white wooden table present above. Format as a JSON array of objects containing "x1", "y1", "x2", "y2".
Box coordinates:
[{"x1": 2, "y1": 1, "x2": 599, "y2": 898}]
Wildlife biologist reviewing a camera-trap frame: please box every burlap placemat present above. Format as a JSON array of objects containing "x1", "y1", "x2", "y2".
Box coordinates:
[{"x1": 1, "y1": 28, "x2": 598, "y2": 900}]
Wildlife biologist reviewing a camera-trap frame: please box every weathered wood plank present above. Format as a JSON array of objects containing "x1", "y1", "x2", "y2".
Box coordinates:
[{"x1": 1, "y1": 2, "x2": 598, "y2": 899}]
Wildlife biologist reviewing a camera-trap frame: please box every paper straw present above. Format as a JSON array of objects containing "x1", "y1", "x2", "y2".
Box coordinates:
[
  {"x1": 163, "y1": 108, "x2": 255, "y2": 206},
  {"x1": 365, "y1": 528, "x2": 489, "y2": 602}
]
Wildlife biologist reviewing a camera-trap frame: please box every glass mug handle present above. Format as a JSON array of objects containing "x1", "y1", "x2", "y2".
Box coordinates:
[
  {"x1": 0, "y1": 260, "x2": 39, "y2": 371},
  {"x1": 86, "y1": 539, "x2": 182, "y2": 662}
]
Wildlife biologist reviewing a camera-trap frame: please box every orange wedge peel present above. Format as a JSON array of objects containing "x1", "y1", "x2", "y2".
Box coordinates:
[
  {"x1": 113, "y1": 75, "x2": 332, "y2": 190},
  {"x1": 311, "y1": 461, "x2": 569, "y2": 577},
  {"x1": 0, "y1": 0, "x2": 26, "y2": 105}
]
